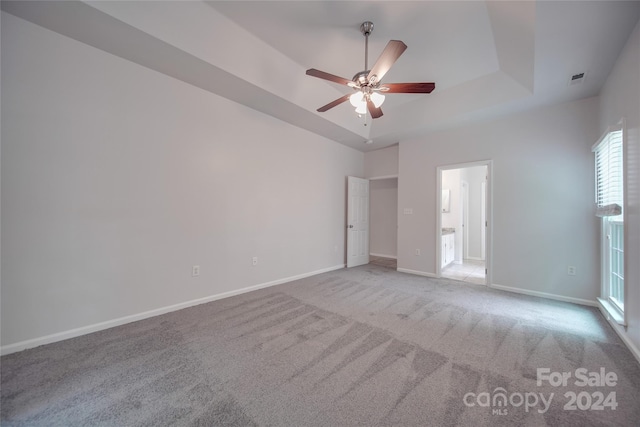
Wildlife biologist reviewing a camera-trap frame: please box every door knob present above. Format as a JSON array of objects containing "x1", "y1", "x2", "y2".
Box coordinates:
[{"x1": 348, "y1": 225, "x2": 354, "y2": 228}]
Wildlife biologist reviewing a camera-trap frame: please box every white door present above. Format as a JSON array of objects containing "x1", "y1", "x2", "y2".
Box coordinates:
[
  {"x1": 481, "y1": 180, "x2": 486, "y2": 261},
  {"x1": 347, "y1": 176, "x2": 370, "y2": 268}
]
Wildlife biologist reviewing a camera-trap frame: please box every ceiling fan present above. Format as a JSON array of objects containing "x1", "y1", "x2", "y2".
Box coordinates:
[{"x1": 306, "y1": 21, "x2": 435, "y2": 119}]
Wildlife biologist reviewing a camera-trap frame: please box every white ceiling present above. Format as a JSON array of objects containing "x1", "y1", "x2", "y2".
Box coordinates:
[{"x1": 3, "y1": 1, "x2": 640, "y2": 152}]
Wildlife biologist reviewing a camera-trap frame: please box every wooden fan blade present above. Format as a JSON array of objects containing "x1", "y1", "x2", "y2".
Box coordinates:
[
  {"x1": 380, "y1": 82, "x2": 435, "y2": 93},
  {"x1": 367, "y1": 40, "x2": 407, "y2": 84},
  {"x1": 367, "y1": 99, "x2": 383, "y2": 119},
  {"x1": 317, "y1": 94, "x2": 350, "y2": 112},
  {"x1": 306, "y1": 69, "x2": 352, "y2": 86}
]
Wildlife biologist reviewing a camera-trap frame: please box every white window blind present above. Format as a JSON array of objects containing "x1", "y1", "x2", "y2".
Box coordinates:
[{"x1": 593, "y1": 127, "x2": 623, "y2": 217}]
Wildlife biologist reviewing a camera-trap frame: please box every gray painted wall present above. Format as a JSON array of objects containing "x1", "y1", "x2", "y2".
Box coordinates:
[
  {"x1": 598, "y1": 20, "x2": 640, "y2": 359},
  {"x1": 1, "y1": 13, "x2": 363, "y2": 348},
  {"x1": 398, "y1": 96, "x2": 600, "y2": 302}
]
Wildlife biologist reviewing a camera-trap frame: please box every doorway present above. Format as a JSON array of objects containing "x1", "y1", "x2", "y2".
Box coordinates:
[
  {"x1": 437, "y1": 161, "x2": 491, "y2": 285},
  {"x1": 369, "y1": 177, "x2": 398, "y2": 269},
  {"x1": 346, "y1": 175, "x2": 399, "y2": 270}
]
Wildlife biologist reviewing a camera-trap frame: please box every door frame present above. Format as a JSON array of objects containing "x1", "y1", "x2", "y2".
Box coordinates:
[
  {"x1": 436, "y1": 160, "x2": 493, "y2": 285},
  {"x1": 462, "y1": 180, "x2": 469, "y2": 260}
]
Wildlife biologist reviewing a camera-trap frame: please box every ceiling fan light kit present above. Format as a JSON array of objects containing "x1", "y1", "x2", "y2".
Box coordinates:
[
  {"x1": 370, "y1": 92, "x2": 385, "y2": 108},
  {"x1": 306, "y1": 21, "x2": 435, "y2": 119}
]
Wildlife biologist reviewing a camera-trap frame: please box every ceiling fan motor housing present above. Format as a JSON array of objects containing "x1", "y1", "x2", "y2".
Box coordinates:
[{"x1": 353, "y1": 70, "x2": 371, "y2": 86}]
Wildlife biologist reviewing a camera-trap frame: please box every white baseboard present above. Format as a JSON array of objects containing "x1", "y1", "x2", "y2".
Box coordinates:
[
  {"x1": 489, "y1": 283, "x2": 598, "y2": 307},
  {"x1": 1, "y1": 264, "x2": 345, "y2": 356},
  {"x1": 389, "y1": 270, "x2": 598, "y2": 309},
  {"x1": 369, "y1": 253, "x2": 397, "y2": 259},
  {"x1": 397, "y1": 268, "x2": 438, "y2": 278},
  {"x1": 384, "y1": 272, "x2": 639, "y2": 364},
  {"x1": 597, "y1": 301, "x2": 640, "y2": 365}
]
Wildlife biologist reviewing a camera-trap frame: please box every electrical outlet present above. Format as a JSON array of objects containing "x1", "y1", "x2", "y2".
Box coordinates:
[
  {"x1": 252, "y1": 257, "x2": 258, "y2": 266},
  {"x1": 568, "y1": 266, "x2": 576, "y2": 276},
  {"x1": 415, "y1": 249, "x2": 421, "y2": 256},
  {"x1": 192, "y1": 265, "x2": 200, "y2": 277}
]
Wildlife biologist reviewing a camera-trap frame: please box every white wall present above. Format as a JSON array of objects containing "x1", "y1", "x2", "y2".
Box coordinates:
[
  {"x1": 364, "y1": 145, "x2": 399, "y2": 178},
  {"x1": 441, "y1": 169, "x2": 461, "y2": 262},
  {"x1": 398, "y1": 96, "x2": 600, "y2": 302},
  {"x1": 441, "y1": 169, "x2": 460, "y2": 230},
  {"x1": 0, "y1": 13, "x2": 363, "y2": 349},
  {"x1": 598, "y1": 20, "x2": 640, "y2": 359},
  {"x1": 369, "y1": 179, "x2": 398, "y2": 258},
  {"x1": 461, "y1": 166, "x2": 486, "y2": 260}
]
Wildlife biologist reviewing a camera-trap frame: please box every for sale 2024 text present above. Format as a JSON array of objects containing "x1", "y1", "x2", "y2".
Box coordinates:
[{"x1": 537, "y1": 367, "x2": 618, "y2": 411}]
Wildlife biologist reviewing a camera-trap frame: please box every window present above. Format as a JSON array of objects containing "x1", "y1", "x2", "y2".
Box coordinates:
[{"x1": 593, "y1": 120, "x2": 625, "y2": 324}]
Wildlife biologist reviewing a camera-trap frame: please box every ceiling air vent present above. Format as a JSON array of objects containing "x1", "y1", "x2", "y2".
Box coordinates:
[{"x1": 568, "y1": 72, "x2": 586, "y2": 86}]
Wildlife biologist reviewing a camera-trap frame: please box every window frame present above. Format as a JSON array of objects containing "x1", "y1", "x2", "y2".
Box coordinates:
[{"x1": 593, "y1": 118, "x2": 627, "y2": 326}]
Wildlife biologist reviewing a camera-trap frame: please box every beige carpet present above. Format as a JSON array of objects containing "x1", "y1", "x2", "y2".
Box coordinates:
[{"x1": 2, "y1": 264, "x2": 639, "y2": 426}]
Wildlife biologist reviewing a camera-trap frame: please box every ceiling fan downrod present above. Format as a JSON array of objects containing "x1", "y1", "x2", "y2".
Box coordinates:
[{"x1": 360, "y1": 21, "x2": 374, "y2": 71}]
